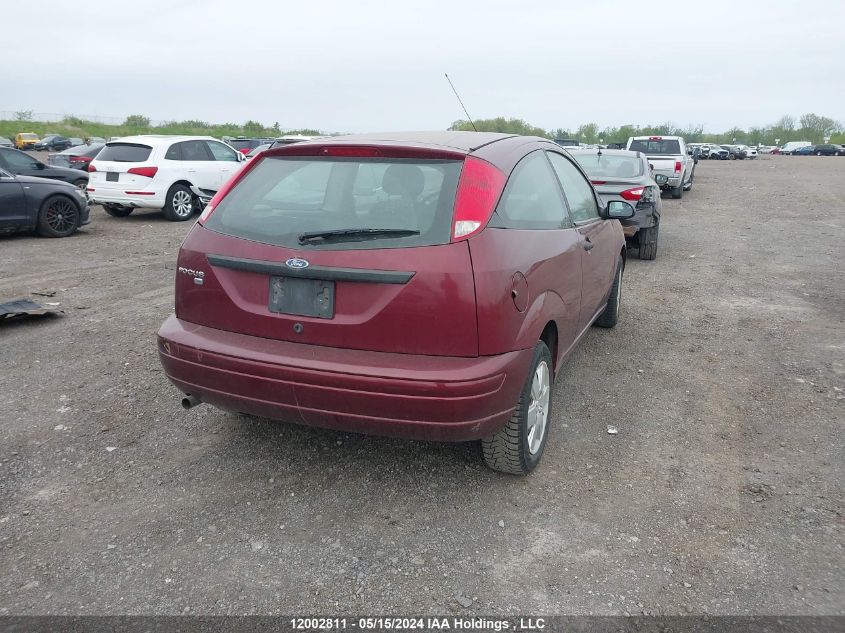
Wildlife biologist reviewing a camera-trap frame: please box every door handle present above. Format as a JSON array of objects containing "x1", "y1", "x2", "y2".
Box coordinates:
[{"x1": 582, "y1": 238, "x2": 594, "y2": 252}]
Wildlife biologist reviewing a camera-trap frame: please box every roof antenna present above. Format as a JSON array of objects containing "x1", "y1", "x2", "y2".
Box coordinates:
[{"x1": 445, "y1": 73, "x2": 477, "y2": 132}]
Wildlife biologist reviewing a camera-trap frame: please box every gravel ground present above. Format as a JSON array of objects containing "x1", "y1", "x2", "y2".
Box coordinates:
[{"x1": 0, "y1": 156, "x2": 842, "y2": 616}]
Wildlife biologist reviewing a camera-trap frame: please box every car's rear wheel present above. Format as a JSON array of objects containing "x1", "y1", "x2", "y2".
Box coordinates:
[
  {"x1": 37, "y1": 195, "x2": 80, "y2": 238},
  {"x1": 103, "y1": 204, "x2": 134, "y2": 217},
  {"x1": 671, "y1": 181, "x2": 683, "y2": 199},
  {"x1": 482, "y1": 341, "x2": 553, "y2": 475},
  {"x1": 815, "y1": 151, "x2": 822, "y2": 156},
  {"x1": 638, "y1": 224, "x2": 659, "y2": 260},
  {"x1": 163, "y1": 184, "x2": 195, "y2": 222},
  {"x1": 594, "y1": 257, "x2": 623, "y2": 328}
]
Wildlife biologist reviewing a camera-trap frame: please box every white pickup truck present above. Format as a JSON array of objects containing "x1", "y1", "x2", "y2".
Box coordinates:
[{"x1": 626, "y1": 135, "x2": 696, "y2": 199}]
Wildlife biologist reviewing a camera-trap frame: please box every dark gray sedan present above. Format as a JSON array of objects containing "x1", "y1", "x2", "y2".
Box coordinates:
[
  {"x1": 0, "y1": 168, "x2": 90, "y2": 237},
  {"x1": 568, "y1": 148, "x2": 663, "y2": 260}
]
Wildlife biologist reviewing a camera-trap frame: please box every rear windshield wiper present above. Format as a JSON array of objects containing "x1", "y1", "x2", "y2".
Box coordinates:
[{"x1": 298, "y1": 228, "x2": 420, "y2": 244}]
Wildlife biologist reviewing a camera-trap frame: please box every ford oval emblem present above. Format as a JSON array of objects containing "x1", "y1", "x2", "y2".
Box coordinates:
[{"x1": 285, "y1": 258, "x2": 310, "y2": 270}]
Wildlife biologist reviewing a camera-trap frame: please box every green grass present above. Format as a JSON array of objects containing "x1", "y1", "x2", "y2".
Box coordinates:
[{"x1": 0, "y1": 118, "x2": 322, "y2": 142}]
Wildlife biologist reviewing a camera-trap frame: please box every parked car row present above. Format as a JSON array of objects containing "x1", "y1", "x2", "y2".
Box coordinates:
[
  {"x1": 786, "y1": 143, "x2": 844, "y2": 156},
  {"x1": 687, "y1": 143, "x2": 758, "y2": 160},
  {"x1": 7, "y1": 133, "x2": 106, "y2": 151}
]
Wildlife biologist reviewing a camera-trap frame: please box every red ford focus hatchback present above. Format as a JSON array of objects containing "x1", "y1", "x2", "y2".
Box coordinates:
[{"x1": 157, "y1": 132, "x2": 634, "y2": 473}]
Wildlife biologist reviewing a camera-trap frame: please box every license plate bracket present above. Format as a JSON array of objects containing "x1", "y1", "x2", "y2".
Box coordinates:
[
  {"x1": 106, "y1": 172, "x2": 119, "y2": 182},
  {"x1": 269, "y1": 276, "x2": 334, "y2": 319}
]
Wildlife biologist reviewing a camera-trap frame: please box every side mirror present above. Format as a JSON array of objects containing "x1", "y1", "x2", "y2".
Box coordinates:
[
  {"x1": 654, "y1": 174, "x2": 669, "y2": 185},
  {"x1": 605, "y1": 200, "x2": 635, "y2": 219},
  {"x1": 237, "y1": 152, "x2": 246, "y2": 162}
]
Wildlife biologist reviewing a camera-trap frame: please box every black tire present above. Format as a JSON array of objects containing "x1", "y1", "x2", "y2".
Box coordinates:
[
  {"x1": 729, "y1": 153, "x2": 736, "y2": 160},
  {"x1": 638, "y1": 224, "x2": 659, "y2": 260},
  {"x1": 594, "y1": 257, "x2": 623, "y2": 328},
  {"x1": 671, "y1": 182, "x2": 683, "y2": 199},
  {"x1": 37, "y1": 195, "x2": 80, "y2": 238},
  {"x1": 163, "y1": 184, "x2": 196, "y2": 222},
  {"x1": 103, "y1": 204, "x2": 134, "y2": 218},
  {"x1": 482, "y1": 341, "x2": 553, "y2": 475}
]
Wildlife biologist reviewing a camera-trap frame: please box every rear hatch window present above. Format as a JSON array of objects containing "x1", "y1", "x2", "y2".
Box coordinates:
[
  {"x1": 228, "y1": 139, "x2": 258, "y2": 152},
  {"x1": 96, "y1": 143, "x2": 153, "y2": 162},
  {"x1": 628, "y1": 139, "x2": 681, "y2": 154},
  {"x1": 571, "y1": 154, "x2": 643, "y2": 179},
  {"x1": 204, "y1": 156, "x2": 463, "y2": 250}
]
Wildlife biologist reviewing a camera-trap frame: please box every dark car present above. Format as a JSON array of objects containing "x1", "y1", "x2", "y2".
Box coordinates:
[
  {"x1": 226, "y1": 137, "x2": 274, "y2": 155},
  {"x1": 0, "y1": 137, "x2": 13, "y2": 149},
  {"x1": 0, "y1": 168, "x2": 90, "y2": 237},
  {"x1": 157, "y1": 131, "x2": 635, "y2": 474},
  {"x1": 0, "y1": 147, "x2": 89, "y2": 193},
  {"x1": 245, "y1": 143, "x2": 272, "y2": 158},
  {"x1": 568, "y1": 148, "x2": 663, "y2": 260},
  {"x1": 811, "y1": 144, "x2": 844, "y2": 156},
  {"x1": 793, "y1": 145, "x2": 817, "y2": 156},
  {"x1": 33, "y1": 135, "x2": 72, "y2": 151},
  {"x1": 47, "y1": 143, "x2": 104, "y2": 171}
]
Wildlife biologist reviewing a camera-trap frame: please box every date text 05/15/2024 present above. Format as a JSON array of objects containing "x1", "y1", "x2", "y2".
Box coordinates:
[{"x1": 290, "y1": 618, "x2": 546, "y2": 631}]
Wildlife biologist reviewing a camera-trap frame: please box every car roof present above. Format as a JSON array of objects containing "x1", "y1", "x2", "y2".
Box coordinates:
[
  {"x1": 630, "y1": 135, "x2": 683, "y2": 140},
  {"x1": 315, "y1": 131, "x2": 517, "y2": 152},
  {"x1": 105, "y1": 135, "x2": 220, "y2": 146}
]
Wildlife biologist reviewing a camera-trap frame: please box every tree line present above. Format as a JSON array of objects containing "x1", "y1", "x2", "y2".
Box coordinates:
[{"x1": 449, "y1": 114, "x2": 845, "y2": 145}]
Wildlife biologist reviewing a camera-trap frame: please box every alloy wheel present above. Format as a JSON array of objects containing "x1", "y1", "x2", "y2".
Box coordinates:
[
  {"x1": 45, "y1": 198, "x2": 78, "y2": 234},
  {"x1": 526, "y1": 361, "x2": 551, "y2": 455},
  {"x1": 172, "y1": 190, "x2": 193, "y2": 217}
]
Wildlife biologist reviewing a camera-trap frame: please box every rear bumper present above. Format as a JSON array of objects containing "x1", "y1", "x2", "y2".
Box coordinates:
[
  {"x1": 88, "y1": 188, "x2": 165, "y2": 208},
  {"x1": 156, "y1": 316, "x2": 533, "y2": 441},
  {"x1": 622, "y1": 204, "x2": 659, "y2": 235}
]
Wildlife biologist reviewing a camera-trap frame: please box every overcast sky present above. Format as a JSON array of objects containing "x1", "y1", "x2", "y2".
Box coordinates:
[{"x1": 5, "y1": 0, "x2": 844, "y2": 133}]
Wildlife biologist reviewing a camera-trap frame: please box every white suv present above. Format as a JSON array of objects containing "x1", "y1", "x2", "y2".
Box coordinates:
[{"x1": 88, "y1": 135, "x2": 245, "y2": 221}]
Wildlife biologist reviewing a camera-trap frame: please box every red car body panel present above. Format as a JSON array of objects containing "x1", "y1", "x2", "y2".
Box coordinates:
[
  {"x1": 175, "y1": 227, "x2": 479, "y2": 357},
  {"x1": 468, "y1": 227, "x2": 582, "y2": 361},
  {"x1": 158, "y1": 315, "x2": 533, "y2": 441},
  {"x1": 156, "y1": 133, "x2": 626, "y2": 442}
]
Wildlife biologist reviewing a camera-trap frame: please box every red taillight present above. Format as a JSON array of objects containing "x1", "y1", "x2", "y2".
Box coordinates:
[
  {"x1": 620, "y1": 187, "x2": 645, "y2": 201},
  {"x1": 128, "y1": 166, "x2": 158, "y2": 178},
  {"x1": 88, "y1": 164, "x2": 97, "y2": 172},
  {"x1": 451, "y1": 156, "x2": 506, "y2": 241},
  {"x1": 321, "y1": 146, "x2": 383, "y2": 157},
  {"x1": 239, "y1": 148, "x2": 249, "y2": 154},
  {"x1": 199, "y1": 163, "x2": 254, "y2": 224},
  {"x1": 674, "y1": 161, "x2": 682, "y2": 173},
  {"x1": 591, "y1": 180, "x2": 607, "y2": 185}
]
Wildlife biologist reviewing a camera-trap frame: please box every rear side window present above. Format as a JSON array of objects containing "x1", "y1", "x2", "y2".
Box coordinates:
[
  {"x1": 206, "y1": 141, "x2": 239, "y2": 161},
  {"x1": 628, "y1": 139, "x2": 681, "y2": 154},
  {"x1": 494, "y1": 151, "x2": 569, "y2": 229},
  {"x1": 547, "y1": 152, "x2": 600, "y2": 223},
  {"x1": 1, "y1": 149, "x2": 39, "y2": 170},
  {"x1": 204, "y1": 157, "x2": 463, "y2": 250},
  {"x1": 96, "y1": 143, "x2": 152, "y2": 162}
]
